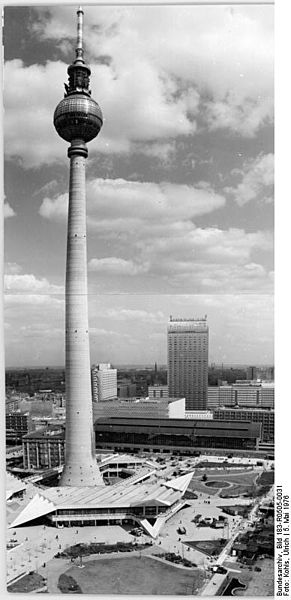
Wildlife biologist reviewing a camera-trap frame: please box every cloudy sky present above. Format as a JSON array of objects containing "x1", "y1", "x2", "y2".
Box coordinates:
[{"x1": 4, "y1": 3, "x2": 274, "y2": 367}]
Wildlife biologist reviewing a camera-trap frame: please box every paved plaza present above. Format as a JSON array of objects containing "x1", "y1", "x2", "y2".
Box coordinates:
[{"x1": 7, "y1": 524, "x2": 133, "y2": 585}]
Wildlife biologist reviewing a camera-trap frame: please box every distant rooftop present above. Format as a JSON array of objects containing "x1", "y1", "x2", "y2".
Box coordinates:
[{"x1": 169, "y1": 315, "x2": 207, "y2": 322}]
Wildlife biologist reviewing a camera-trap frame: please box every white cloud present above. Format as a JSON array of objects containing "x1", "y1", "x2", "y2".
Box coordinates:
[
  {"x1": 4, "y1": 5, "x2": 273, "y2": 167},
  {"x1": 104, "y1": 308, "x2": 165, "y2": 323},
  {"x1": 225, "y1": 153, "x2": 274, "y2": 205},
  {"x1": 167, "y1": 262, "x2": 274, "y2": 293},
  {"x1": 4, "y1": 202, "x2": 16, "y2": 218},
  {"x1": 133, "y1": 141, "x2": 177, "y2": 164},
  {"x1": 205, "y1": 95, "x2": 273, "y2": 137},
  {"x1": 5, "y1": 263, "x2": 22, "y2": 275},
  {"x1": 4, "y1": 268, "x2": 64, "y2": 295},
  {"x1": 4, "y1": 59, "x2": 69, "y2": 168},
  {"x1": 138, "y1": 227, "x2": 272, "y2": 269},
  {"x1": 39, "y1": 192, "x2": 68, "y2": 221},
  {"x1": 39, "y1": 178, "x2": 225, "y2": 225},
  {"x1": 38, "y1": 176, "x2": 272, "y2": 293},
  {"x1": 5, "y1": 294, "x2": 63, "y2": 307},
  {"x1": 88, "y1": 257, "x2": 147, "y2": 276}
]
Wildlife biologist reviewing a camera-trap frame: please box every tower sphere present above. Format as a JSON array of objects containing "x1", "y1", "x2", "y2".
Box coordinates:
[{"x1": 54, "y1": 94, "x2": 103, "y2": 143}]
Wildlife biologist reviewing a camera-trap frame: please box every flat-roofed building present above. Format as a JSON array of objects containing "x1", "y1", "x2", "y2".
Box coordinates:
[
  {"x1": 6, "y1": 412, "x2": 33, "y2": 445},
  {"x1": 208, "y1": 381, "x2": 274, "y2": 409},
  {"x1": 185, "y1": 410, "x2": 213, "y2": 420},
  {"x1": 148, "y1": 385, "x2": 169, "y2": 398},
  {"x1": 93, "y1": 397, "x2": 185, "y2": 421},
  {"x1": 22, "y1": 426, "x2": 65, "y2": 470},
  {"x1": 94, "y1": 417, "x2": 261, "y2": 453},
  {"x1": 260, "y1": 382, "x2": 275, "y2": 408},
  {"x1": 213, "y1": 408, "x2": 274, "y2": 442},
  {"x1": 117, "y1": 381, "x2": 137, "y2": 398},
  {"x1": 232, "y1": 381, "x2": 261, "y2": 407},
  {"x1": 207, "y1": 387, "x2": 219, "y2": 408},
  {"x1": 91, "y1": 363, "x2": 117, "y2": 402},
  {"x1": 6, "y1": 397, "x2": 22, "y2": 413}
]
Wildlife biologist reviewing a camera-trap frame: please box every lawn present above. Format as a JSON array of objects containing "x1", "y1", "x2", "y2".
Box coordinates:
[
  {"x1": 200, "y1": 470, "x2": 258, "y2": 484},
  {"x1": 188, "y1": 479, "x2": 218, "y2": 495},
  {"x1": 195, "y1": 461, "x2": 245, "y2": 469},
  {"x1": 220, "y1": 504, "x2": 252, "y2": 517},
  {"x1": 257, "y1": 471, "x2": 274, "y2": 486},
  {"x1": 61, "y1": 555, "x2": 206, "y2": 595},
  {"x1": 189, "y1": 469, "x2": 258, "y2": 496},
  {"x1": 219, "y1": 484, "x2": 254, "y2": 498},
  {"x1": 205, "y1": 480, "x2": 230, "y2": 488},
  {"x1": 240, "y1": 558, "x2": 274, "y2": 597},
  {"x1": 7, "y1": 572, "x2": 46, "y2": 593},
  {"x1": 185, "y1": 539, "x2": 227, "y2": 557},
  {"x1": 58, "y1": 573, "x2": 82, "y2": 593},
  {"x1": 219, "y1": 470, "x2": 274, "y2": 498}
]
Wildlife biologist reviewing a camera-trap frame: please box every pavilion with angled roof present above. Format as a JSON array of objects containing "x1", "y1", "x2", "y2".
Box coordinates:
[{"x1": 9, "y1": 471, "x2": 194, "y2": 538}]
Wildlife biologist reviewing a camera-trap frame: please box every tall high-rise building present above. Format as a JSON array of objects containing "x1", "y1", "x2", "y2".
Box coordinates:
[
  {"x1": 54, "y1": 7, "x2": 104, "y2": 487},
  {"x1": 91, "y1": 364, "x2": 117, "y2": 402},
  {"x1": 167, "y1": 316, "x2": 208, "y2": 410}
]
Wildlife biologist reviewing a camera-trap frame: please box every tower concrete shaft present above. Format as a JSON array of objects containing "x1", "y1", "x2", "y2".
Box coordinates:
[{"x1": 59, "y1": 142, "x2": 103, "y2": 487}]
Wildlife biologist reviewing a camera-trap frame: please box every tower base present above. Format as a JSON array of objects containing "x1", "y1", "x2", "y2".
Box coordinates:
[{"x1": 59, "y1": 461, "x2": 104, "y2": 487}]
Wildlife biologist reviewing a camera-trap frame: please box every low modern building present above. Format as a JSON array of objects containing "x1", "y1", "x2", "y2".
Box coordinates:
[
  {"x1": 148, "y1": 385, "x2": 169, "y2": 398},
  {"x1": 6, "y1": 412, "x2": 33, "y2": 444},
  {"x1": 207, "y1": 381, "x2": 274, "y2": 409},
  {"x1": 213, "y1": 408, "x2": 274, "y2": 442},
  {"x1": 9, "y1": 469, "x2": 193, "y2": 538},
  {"x1": 91, "y1": 363, "x2": 117, "y2": 402},
  {"x1": 259, "y1": 382, "x2": 275, "y2": 408},
  {"x1": 93, "y1": 397, "x2": 185, "y2": 422},
  {"x1": 185, "y1": 410, "x2": 213, "y2": 420},
  {"x1": 94, "y1": 417, "x2": 261, "y2": 453},
  {"x1": 117, "y1": 381, "x2": 137, "y2": 398},
  {"x1": 6, "y1": 396, "x2": 22, "y2": 413},
  {"x1": 23, "y1": 426, "x2": 65, "y2": 470}
]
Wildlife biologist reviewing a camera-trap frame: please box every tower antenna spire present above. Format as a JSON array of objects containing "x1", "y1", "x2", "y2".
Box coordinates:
[{"x1": 75, "y1": 5, "x2": 85, "y2": 64}]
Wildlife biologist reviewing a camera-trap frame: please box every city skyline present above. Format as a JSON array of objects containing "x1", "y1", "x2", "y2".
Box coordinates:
[{"x1": 4, "y1": 4, "x2": 273, "y2": 367}]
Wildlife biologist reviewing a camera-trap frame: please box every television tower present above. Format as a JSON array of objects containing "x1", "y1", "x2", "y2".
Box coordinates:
[{"x1": 54, "y1": 7, "x2": 104, "y2": 487}]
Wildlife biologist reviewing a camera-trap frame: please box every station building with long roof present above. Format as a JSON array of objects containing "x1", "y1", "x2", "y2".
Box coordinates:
[
  {"x1": 94, "y1": 417, "x2": 261, "y2": 453},
  {"x1": 21, "y1": 417, "x2": 262, "y2": 472}
]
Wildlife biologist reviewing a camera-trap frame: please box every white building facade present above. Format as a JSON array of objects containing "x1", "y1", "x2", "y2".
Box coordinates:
[
  {"x1": 93, "y1": 397, "x2": 185, "y2": 421},
  {"x1": 207, "y1": 381, "x2": 274, "y2": 409},
  {"x1": 91, "y1": 363, "x2": 117, "y2": 403}
]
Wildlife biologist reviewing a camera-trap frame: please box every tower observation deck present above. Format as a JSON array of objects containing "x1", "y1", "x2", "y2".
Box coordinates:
[{"x1": 54, "y1": 7, "x2": 104, "y2": 487}]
